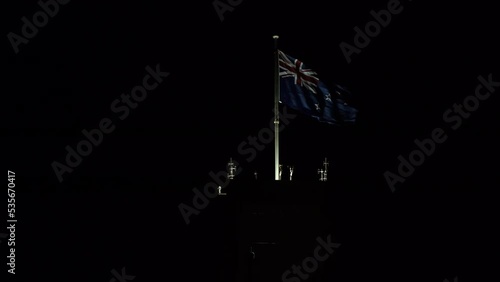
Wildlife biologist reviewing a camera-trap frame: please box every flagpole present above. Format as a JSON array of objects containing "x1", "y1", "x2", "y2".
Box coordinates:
[{"x1": 273, "y1": 35, "x2": 280, "y2": 181}]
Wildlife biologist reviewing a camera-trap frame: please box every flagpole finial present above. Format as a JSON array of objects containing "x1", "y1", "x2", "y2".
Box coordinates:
[{"x1": 273, "y1": 35, "x2": 279, "y2": 39}]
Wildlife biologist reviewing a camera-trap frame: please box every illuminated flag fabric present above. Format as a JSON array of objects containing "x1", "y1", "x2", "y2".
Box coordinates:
[{"x1": 279, "y1": 50, "x2": 358, "y2": 124}]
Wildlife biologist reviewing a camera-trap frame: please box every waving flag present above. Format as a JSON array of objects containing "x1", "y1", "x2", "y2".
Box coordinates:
[{"x1": 278, "y1": 50, "x2": 358, "y2": 125}]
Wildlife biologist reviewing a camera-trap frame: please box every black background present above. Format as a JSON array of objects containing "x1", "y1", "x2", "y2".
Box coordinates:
[{"x1": 3, "y1": 0, "x2": 499, "y2": 281}]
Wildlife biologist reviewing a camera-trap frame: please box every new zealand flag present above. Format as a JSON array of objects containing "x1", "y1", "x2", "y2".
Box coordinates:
[{"x1": 279, "y1": 50, "x2": 358, "y2": 125}]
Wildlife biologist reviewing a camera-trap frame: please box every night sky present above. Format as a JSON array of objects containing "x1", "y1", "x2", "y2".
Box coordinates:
[{"x1": 4, "y1": 0, "x2": 499, "y2": 281}]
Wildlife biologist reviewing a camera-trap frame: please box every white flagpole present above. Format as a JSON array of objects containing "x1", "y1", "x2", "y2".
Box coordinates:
[{"x1": 273, "y1": 35, "x2": 280, "y2": 181}]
